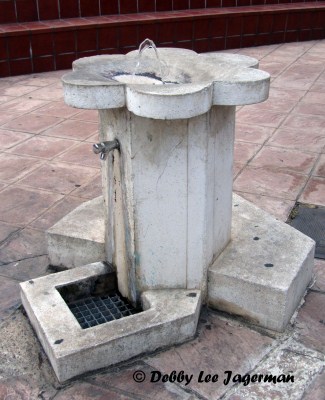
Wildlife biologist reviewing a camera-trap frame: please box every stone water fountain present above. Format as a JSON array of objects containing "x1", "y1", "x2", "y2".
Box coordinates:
[{"x1": 20, "y1": 40, "x2": 315, "y2": 382}]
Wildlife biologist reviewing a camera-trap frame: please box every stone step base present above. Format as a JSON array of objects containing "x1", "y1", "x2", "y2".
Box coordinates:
[
  {"x1": 46, "y1": 193, "x2": 315, "y2": 332},
  {"x1": 47, "y1": 196, "x2": 105, "y2": 270},
  {"x1": 1, "y1": 2, "x2": 324, "y2": 77},
  {"x1": 208, "y1": 194, "x2": 315, "y2": 332}
]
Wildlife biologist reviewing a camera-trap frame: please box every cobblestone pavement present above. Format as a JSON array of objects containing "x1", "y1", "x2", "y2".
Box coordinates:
[{"x1": 0, "y1": 40, "x2": 324, "y2": 399}]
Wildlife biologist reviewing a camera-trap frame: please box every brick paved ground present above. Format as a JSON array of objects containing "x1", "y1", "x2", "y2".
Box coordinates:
[{"x1": 0, "y1": 40, "x2": 324, "y2": 399}]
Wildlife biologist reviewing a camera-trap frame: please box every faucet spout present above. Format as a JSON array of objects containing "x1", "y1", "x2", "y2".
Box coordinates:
[{"x1": 93, "y1": 139, "x2": 120, "y2": 160}]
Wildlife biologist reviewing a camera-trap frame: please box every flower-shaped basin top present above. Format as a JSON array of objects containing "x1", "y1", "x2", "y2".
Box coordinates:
[{"x1": 62, "y1": 48, "x2": 270, "y2": 120}]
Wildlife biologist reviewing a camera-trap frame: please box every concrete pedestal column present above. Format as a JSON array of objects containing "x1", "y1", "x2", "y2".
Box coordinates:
[{"x1": 99, "y1": 106, "x2": 235, "y2": 303}]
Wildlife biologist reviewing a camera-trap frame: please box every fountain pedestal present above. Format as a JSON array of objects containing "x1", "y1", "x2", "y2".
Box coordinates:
[{"x1": 20, "y1": 47, "x2": 315, "y2": 382}]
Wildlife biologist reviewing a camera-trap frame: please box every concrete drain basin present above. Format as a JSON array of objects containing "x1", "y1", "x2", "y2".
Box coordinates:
[
  {"x1": 67, "y1": 294, "x2": 140, "y2": 329},
  {"x1": 20, "y1": 262, "x2": 201, "y2": 382},
  {"x1": 57, "y1": 266, "x2": 141, "y2": 329}
]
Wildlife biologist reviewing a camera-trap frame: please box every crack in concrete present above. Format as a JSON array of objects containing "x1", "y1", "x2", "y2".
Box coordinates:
[
  {"x1": 156, "y1": 136, "x2": 186, "y2": 191},
  {"x1": 310, "y1": 287, "x2": 325, "y2": 295},
  {"x1": 85, "y1": 375, "x2": 147, "y2": 400},
  {"x1": 0, "y1": 227, "x2": 23, "y2": 248},
  {"x1": 283, "y1": 347, "x2": 325, "y2": 362},
  {"x1": 0, "y1": 254, "x2": 48, "y2": 267}
]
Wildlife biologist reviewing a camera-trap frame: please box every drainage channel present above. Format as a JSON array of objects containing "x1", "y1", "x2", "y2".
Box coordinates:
[
  {"x1": 287, "y1": 203, "x2": 325, "y2": 259},
  {"x1": 67, "y1": 294, "x2": 141, "y2": 329}
]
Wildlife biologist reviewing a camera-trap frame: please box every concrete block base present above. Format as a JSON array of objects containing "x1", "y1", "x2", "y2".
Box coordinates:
[
  {"x1": 208, "y1": 194, "x2": 315, "y2": 332},
  {"x1": 47, "y1": 197, "x2": 105, "y2": 269},
  {"x1": 20, "y1": 262, "x2": 201, "y2": 382}
]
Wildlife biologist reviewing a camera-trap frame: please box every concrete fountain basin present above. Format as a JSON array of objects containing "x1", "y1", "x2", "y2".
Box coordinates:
[{"x1": 62, "y1": 47, "x2": 270, "y2": 119}]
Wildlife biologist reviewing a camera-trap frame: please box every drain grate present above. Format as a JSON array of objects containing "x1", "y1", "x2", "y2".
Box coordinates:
[
  {"x1": 288, "y1": 203, "x2": 325, "y2": 259},
  {"x1": 67, "y1": 294, "x2": 140, "y2": 329}
]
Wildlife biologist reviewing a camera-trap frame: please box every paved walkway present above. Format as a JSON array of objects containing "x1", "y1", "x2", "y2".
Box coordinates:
[{"x1": 0, "y1": 40, "x2": 324, "y2": 399}]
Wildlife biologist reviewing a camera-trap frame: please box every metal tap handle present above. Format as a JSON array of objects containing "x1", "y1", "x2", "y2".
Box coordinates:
[
  {"x1": 100, "y1": 151, "x2": 108, "y2": 161},
  {"x1": 93, "y1": 142, "x2": 105, "y2": 154},
  {"x1": 93, "y1": 139, "x2": 120, "y2": 159}
]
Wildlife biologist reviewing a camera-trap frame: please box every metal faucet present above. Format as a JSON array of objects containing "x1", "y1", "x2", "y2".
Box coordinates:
[{"x1": 93, "y1": 139, "x2": 120, "y2": 160}]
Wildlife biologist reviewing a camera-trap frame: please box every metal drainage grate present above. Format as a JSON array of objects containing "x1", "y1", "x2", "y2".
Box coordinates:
[
  {"x1": 288, "y1": 203, "x2": 325, "y2": 259},
  {"x1": 67, "y1": 294, "x2": 140, "y2": 329}
]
